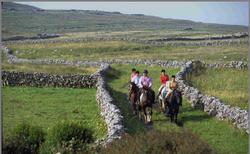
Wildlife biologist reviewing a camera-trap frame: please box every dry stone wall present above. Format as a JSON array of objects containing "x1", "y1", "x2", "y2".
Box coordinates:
[
  {"x1": 176, "y1": 61, "x2": 249, "y2": 133},
  {"x1": 1, "y1": 71, "x2": 97, "y2": 88},
  {"x1": 4, "y1": 32, "x2": 248, "y2": 47},
  {"x1": 93, "y1": 64, "x2": 125, "y2": 146},
  {"x1": 2, "y1": 45, "x2": 247, "y2": 69}
]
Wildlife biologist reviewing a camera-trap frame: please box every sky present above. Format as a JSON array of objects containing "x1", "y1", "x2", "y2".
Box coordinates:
[{"x1": 17, "y1": 2, "x2": 249, "y2": 26}]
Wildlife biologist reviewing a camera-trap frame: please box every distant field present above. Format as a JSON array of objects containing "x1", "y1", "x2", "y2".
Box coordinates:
[
  {"x1": 3, "y1": 2, "x2": 247, "y2": 38},
  {"x1": 5, "y1": 40, "x2": 248, "y2": 63},
  {"x1": 2, "y1": 62, "x2": 97, "y2": 75},
  {"x1": 107, "y1": 64, "x2": 248, "y2": 154},
  {"x1": 3, "y1": 87, "x2": 107, "y2": 139},
  {"x1": 187, "y1": 68, "x2": 248, "y2": 110}
]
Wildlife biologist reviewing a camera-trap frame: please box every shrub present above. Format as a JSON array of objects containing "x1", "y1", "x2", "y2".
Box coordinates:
[
  {"x1": 3, "y1": 123, "x2": 45, "y2": 154},
  {"x1": 100, "y1": 129, "x2": 214, "y2": 154},
  {"x1": 40, "y1": 120, "x2": 94, "y2": 154}
]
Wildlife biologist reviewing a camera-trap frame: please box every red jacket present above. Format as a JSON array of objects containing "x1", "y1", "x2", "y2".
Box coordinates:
[{"x1": 160, "y1": 74, "x2": 169, "y2": 85}]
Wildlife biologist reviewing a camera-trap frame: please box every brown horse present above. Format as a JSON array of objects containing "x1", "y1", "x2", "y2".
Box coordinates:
[
  {"x1": 138, "y1": 86, "x2": 153, "y2": 124},
  {"x1": 164, "y1": 89, "x2": 182, "y2": 123},
  {"x1": 128, "y1": 82, "x2": 139, "y2": 115}
]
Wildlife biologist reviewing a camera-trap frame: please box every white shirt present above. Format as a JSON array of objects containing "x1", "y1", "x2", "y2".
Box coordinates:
[
  {"x1": 165, "y1": 81, "x2": 171, "y2": 91},
  {"x1": 131, "y1": 75, "x2": 140, "y2": 87}
]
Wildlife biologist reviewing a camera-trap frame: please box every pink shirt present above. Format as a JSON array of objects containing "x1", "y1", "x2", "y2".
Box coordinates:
[
  {"x1": 139, "y1": 76, "x2": 152, "y2": 88},
  {"x1": 130, "y1": 72, "x2": 136, "y2": 81}
]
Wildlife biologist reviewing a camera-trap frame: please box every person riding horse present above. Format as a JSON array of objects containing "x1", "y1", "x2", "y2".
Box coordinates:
[
  {"x1": 166, "y1": 75, "x2": 178, "y2": 99},
  {"x1": 129, "y1": 70, "x2": 140, "y2": 98},
  {"x1": 131, "y1": 71, "x2": 140, "y2": 87},
  {"x1": 130, "y1": 68, "x2": 137, "y2": 82},
  {"x1": 157, "y1": 69, "x2": 169, "y2": 98},
  {"x1": 138, "y1": 70, "x2": 155, "y2": 104},
  {"x1": 164, "y1": 75, "x2": 182, "y2": 122}
]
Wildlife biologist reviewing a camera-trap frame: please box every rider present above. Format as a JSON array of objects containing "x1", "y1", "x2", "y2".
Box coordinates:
[
  {"x1": 165, "y1": 75, "x2": 178, "y2": 99},
  {"x1": 139, "y1": 70, "x2": 155, "y2": 104},
  {"x1": 130, "y1": 68, "x2": 137, "y2": 82},
  {"x1": 157, "y1": 69, "x2": 169, "y2": 98},
  {"x1": 131, "y1": 70, "x2": 140, "y2": 87}
]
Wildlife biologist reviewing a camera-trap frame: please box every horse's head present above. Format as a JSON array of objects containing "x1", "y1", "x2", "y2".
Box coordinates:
[
  {"x1": 141, "y1": 86, "x2": 149, "y2": 94},
  {"x1": 173, "y1": 90, "x2": 182, "y2": 106}
]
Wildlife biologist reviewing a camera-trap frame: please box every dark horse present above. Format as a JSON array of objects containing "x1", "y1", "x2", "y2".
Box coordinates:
[
  {"x1": 128, "y1": 82, "x2": 139, "y2": 115},
  {"x1": 138, "y1": 86, "x2": 154, "y2": 124},
  {"x1": 164, "y1": 89, "x2": 182, "y2": 123}
]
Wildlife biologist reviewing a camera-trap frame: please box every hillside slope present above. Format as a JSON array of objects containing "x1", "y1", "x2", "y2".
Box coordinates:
[{"x1": 2, "y1": 2, "x2": 248, "y2": 38}]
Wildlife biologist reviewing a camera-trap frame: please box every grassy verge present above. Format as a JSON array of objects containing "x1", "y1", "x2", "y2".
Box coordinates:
[
  {"x1": 3, "y1": 87, "x2": 107, "y2": 140},
  {"x1": 106, "y1": 64, "x2": 248, "y2": 154},
  {"x1": 5, "y1": 40, "x2": 248, "y2": 63},
  {"x1": 2, "y1": 63, "x2": 97, "y2": 75},
  {"x1": 186, "y1": 68, "x2": 248, "y2": 110}
]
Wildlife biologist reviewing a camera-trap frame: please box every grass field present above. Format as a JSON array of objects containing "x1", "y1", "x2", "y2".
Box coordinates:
[
  {"x1": 3, "y1": 87, "x2": 107, "y2": 140},
  {"x1": 3, "y1": 2, "x2": 247, "y2": 38},
  {"x1": 187, "y1": 68, "x2": 248, "y2": 110},
  {"x1": 5, "y1": 40, "x2": 248, "y2": 63},
  {"x1": 106, "y1": 64, "x2": 248, "y2": 154},
  {"x1": 2, "y1": 62, "x2": 97, "y2": 75}
]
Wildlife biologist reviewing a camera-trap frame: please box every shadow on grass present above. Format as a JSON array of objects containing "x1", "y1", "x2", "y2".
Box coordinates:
[
  {"x1": 181, "y1": 114, "x2": 211, "y2": 123},
  {"x1": 106, "y1": 85, "x2": 146, "y2": 134},
  {"x1": 105, "y1": 66, "x2": 122, "y2": 80},
  {"x1": 178, "y1": 103, "x2": 212, "y2": 127}
]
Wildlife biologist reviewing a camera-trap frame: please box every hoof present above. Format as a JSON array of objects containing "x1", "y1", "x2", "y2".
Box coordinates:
[{"x1": 146, "y1": 121, "x2": 153, "y2": 125}]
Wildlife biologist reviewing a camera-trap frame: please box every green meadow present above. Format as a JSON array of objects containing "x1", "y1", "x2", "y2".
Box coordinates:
[
  {"x1": 5, "y1": 40, "x2": 248, "y2": 63},
  {"x1": 3, "y1": 87, "x2": 107, "y2": 140},
  {"x1": 187, "y1": 68, "x2": 248, "y2": 110}
]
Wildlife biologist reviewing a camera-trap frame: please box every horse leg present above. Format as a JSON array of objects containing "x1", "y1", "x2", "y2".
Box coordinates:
[
  {"x1": 175, "y1": 113, "x2": 178, "y2": 123},
  {"x1": 161, "y1": 99, "x2": 165, "y2": 113},
  {"x1": 143, "y1": 106, "x2": 147, "y2": 123},
  {"x1": 170, "y1": 114, "x2": 174, "y2": 123},
  {"x1": 149, "y1": 107, "x2": 153, "y2": 123},
  {"x1": 169, "y1": 108, "x2": 174, "y2": 122},
  {"x1": 175, "y1": 107, "x2": 179, "y2": 123},
  {"x1": 138, "y1": 105, "x2": 142, "y2": 120},
  {"x1": 132, "y1": 101, "x2": 137, "y2": 115}
]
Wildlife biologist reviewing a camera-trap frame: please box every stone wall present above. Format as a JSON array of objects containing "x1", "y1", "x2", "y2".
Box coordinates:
[
  {"x1": 2, "y1": 45, "x2": 247, "y2": 69},
  {"x1": 2, "y1": 71, "x2": 97, "y2": 88},
  {"x1": 176, "y1": 61, "x2": 248, "y2": 133},
  {"x1": 2, "y1": 33, "x2": 60, "y2": 41},
  {"x1": 4, "y1": 32, "x2": 248, "y2": 47},
  {"x1": 94, "y1": 64, "x2": 125, "y2": 146}
]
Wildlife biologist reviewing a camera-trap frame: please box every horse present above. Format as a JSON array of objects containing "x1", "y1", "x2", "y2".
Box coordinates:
[
  {"x1": 128, "y1": 81, "x2": 139, "y2": 115},
  {"x1": 158, "y1": 88, "x2": 168, "y2": 113},
  {"x1": 138, "y1": 86, "x2": 154, "y2": 124},
  {"x1": 164, "y1": 89, "x2": 182, "y2": 123}
]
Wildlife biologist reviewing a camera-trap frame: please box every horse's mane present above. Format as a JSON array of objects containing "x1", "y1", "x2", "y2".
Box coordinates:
[{"x1": 129, "y1": 82, "x2": 138, "y2": 91}]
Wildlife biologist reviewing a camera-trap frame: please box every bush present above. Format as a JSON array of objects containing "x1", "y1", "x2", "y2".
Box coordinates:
[
  {"x1": 40, "y1": 120, "x2": 94, "y2": 154},
  {"x1": 3, "y1": 123, "x2": 45, "y2": 154},
  {"x1": 100, "y1": 129, "x2": 214, "y2": 154}
]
